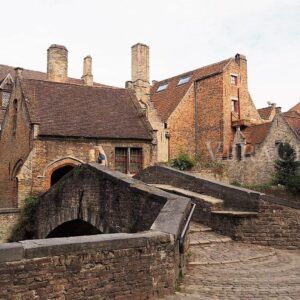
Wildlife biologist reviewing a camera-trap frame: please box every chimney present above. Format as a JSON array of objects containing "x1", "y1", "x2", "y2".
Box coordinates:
[
  {"x1": 47, "y1": 44, "x2": 68, "y2": 82},
  {"x1": 14, "y1": 67, "x2": 23, "y2": 79},
  {"x1": 131, "y1": 43, "x2": 149, "y2": 84},
  {"x1": 82, "y1": 55, "x2": 93, "y2": 86}
]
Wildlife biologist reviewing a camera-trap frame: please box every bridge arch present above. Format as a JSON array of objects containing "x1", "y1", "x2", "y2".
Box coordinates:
[{"x1": 46, "y1": 219, "x2": 101, "y2": 238}]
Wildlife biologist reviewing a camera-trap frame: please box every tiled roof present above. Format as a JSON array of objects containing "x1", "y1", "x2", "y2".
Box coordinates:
[
  {"x1": 150, "y1": 58, "x2": 232, "y2": 122},
  {"x1": 20, "y1": 79, "x2": 152, "y2": 140},
  {"x1": 241, "y1": 122, "x2": 272, "y2": 145},
  {"x1": 282, "y1": 110, "x2": 300, "y2": 139},
  {"x1": 288, "y1": 102, "x2": 300, "y2": 115},
  {"x1": 257, "y1": 106, "x2": 273, "y2": 120},
  {"x1": 0, "y1": 64, "x2": 112, "y2": 88}
]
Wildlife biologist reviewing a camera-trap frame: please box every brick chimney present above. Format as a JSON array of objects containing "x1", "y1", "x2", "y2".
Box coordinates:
[
  {"x1": 82, "y1": 55, "x2": 93, "y2": 86},
  {"x1": 131, "y1": 43, "x2": 149, "y2": 85},
  {"x1": 47, "y1": 44, "x2": 68, "y2": 82}
]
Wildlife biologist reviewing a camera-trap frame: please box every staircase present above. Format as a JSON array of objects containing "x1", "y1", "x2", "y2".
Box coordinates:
[{"x1": 149, "y1": 184, "x2": 258, "y2": 231}]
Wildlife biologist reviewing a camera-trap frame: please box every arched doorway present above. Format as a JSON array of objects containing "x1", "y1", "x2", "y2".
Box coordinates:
[
  {"x1": 50, "y1": 165, "x2": 74, "y2": 186},
  {"x1": 46, "y1": 219, "x2": 101, "y2": 238}
]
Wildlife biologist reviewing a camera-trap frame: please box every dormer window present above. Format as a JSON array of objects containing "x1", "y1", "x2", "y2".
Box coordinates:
[
  {"x1": 2, "y1": 92, "x2": 11, "y2": 108},
  {"x1": 177, "y1": 76, "x2": 191, "y2": 86},
  {"x1": 231, "y1": 74, "x2": 238, "y2": 86},
  {"x1": 156, "y1": 83, "x2": 168, "y2": 92}
]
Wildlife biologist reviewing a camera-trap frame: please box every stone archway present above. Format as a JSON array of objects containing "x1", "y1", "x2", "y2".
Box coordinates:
[
  {"x1": 44, "y1": 157, "x2": 83, "y2": 189},
  {"x1": 46, "y1": 219, "x2": 101, "y2": 238},
  {"x1": 50, "y1": 165, "x2": 75, "y2": 186}
]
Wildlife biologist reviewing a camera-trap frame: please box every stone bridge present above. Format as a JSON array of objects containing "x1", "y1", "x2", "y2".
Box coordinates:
[{"x1": 36, "y1": 163, "x2": 191, "y2": 240}]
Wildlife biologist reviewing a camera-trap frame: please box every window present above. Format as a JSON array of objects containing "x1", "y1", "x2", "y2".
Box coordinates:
[
  {"x1": 2, "y1": 92, "x2": 11, "y2": 108},
  {"x1": 177, "y1": 76, "x2": 191, "y2": 86},
  {"x1": 236, "y1": 144, "x2": 242, "y2": 161},
  {"x1": 231, "y1": 75, "x2": 238, "y2": 85},
  {"x1": 115, "y1": 147, "x2": 143, "y2": 174},
  {"x1": 156, "y1": 83, "x2": 168, "y2": 92},
  {"x1": 12, "y1": 99, "x2": 18, "y2": 135},
  {"x1": 231, "y1": 99, "x2": 239, "y2": 113}
]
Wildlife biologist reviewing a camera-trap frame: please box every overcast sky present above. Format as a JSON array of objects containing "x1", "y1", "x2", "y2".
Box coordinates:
[{"x1": 1, "y1": 0, "x2": 299, "y2": 111}]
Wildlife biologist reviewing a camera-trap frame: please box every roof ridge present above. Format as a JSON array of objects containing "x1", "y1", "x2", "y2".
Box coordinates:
[
  {"x1": 153, "y1": 57, "x2": 233, "y2": 84},
  {"x1": 22, "y1": 78, "x2": 120, "y2": 90}
]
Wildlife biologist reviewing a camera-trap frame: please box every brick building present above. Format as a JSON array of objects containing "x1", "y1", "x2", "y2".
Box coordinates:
[
  {"x1": 128, "y1": 44, "x2": 264, "y2": 162},
  {"x1": 0, "y1": 45, "x2": 154, "y2": 208},
  {"x1": 128, "y1": 44, "x2": 300, "y2": 184}
]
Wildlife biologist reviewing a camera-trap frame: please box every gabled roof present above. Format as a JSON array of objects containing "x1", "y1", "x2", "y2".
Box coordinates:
[
  {"x1": 257, "y1": 106, "x2": 273, "y2": 120},
  {"x1": 241, "y1": 122, "x2": 272, "y2": 145},
  {"x1": 150, "y1": 58, "x2": 232, "y2": 122},
  {"x1": 19, "y1": 79, "x2": 152, "y2": 140}
]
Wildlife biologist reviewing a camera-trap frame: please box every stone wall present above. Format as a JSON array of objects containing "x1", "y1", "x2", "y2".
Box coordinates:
[
  {"x1": 135, "y1": 166, "x2": 300, "y2": 249},
  {"x1": 0, "y1": 232, "x2": 177, "y2": 299},
  {"x1": 211, "y1": 196, "x2": 300, "y2": 249},
  {"x1": 0, "y1": 208, "x2": 20, "y2": 242},
  {"x1": 228, "y1": 114, "x2": 300, "y2": 185}
]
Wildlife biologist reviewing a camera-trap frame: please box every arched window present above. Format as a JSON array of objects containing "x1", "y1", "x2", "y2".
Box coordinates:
[{"x1": 12, "y1": 99, "x2": 18, "y2": 135}]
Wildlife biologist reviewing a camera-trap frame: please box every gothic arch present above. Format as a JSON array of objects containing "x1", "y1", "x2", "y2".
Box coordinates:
[{"x1": 44, "y1": 157, "x2": 84, "y2": 188}]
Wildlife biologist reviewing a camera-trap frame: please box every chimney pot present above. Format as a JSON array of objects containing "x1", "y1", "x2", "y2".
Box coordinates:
[
  {"x1": 47, "y1": 44, "x2": 68, "y2": 82},
  {"x1": 14, "y1": 67, "x2": 23, "y2": 79}
]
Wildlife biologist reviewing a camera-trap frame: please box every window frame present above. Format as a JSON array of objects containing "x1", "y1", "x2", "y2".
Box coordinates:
[
  {"x1": 156, "y1": 83, "x2": 168, "y2": 92},
  {"x1": 230, "y1": 74, "x2": 238, "y2": 86},
  {"x1": 115, "y1": 147, "x2": 143, "y2": 174},
  {"x1": 177, "y1": 75, "x2": 191, "y2": 86}
]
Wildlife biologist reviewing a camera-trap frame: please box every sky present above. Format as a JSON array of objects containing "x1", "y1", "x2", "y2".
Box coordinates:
[{"x1": 1, "y1": 0, "x2": 299, "y2": 111}]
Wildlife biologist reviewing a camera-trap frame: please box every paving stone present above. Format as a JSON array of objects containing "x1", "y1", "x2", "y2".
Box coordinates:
[{"x1": 166, "y1": 222, "x2": 300, "y2": 299}]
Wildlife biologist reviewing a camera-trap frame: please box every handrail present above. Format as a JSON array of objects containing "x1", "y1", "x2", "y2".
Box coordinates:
[{"x1": 179, "y1": 202, "x2": 196, "y2": 254}]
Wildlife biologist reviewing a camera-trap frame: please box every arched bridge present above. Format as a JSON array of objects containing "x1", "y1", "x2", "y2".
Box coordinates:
[{"x1": 36, "y1": 164, "x2": 191, "y2": 239}]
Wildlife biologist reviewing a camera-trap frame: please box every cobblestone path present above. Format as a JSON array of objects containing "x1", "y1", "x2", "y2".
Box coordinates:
[{"x1": 166, "y1": 223, "x2": 300, "y2": 299}]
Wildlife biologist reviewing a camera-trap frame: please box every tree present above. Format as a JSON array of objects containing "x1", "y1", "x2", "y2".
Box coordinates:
[{"x1": 274, "y1": 142, "x2": 299, "y2": 186}]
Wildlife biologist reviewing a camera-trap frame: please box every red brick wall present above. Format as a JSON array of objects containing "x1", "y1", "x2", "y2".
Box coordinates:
[
  {"x1": 0, "y1": 80, "x2": 32, "y2": 208},
  {"x1": 168, "y1": 86, "x2": 195, "y2": 159},
  {"x1": 195, "y1": 74, "x2": 224, "y2": 159}
]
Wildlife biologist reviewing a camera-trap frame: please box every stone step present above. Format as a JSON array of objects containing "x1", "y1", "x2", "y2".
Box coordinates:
[
  {"x1": 150, "y1": 184, "x2": 224, "y2": 210},
  {"x1": 189, "y1": 222, "x2": 212, "y2": 233},
  {"x1": 189, "y1": 231, "x2": 232, "y2": 245},
  {"x1": 211, "y1": 210, "x2": 258, "y2": 218}
]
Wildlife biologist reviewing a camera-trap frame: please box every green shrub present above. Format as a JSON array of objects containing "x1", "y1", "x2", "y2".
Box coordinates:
[
  {"x1": 8, "y1": 196, "x2": 38, "y2": 242},
  {"x1": 171, "y1": 153, "x2": 196, "y2": 171}
]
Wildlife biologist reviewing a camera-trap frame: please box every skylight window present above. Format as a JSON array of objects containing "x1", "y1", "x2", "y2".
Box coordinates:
[
  {"x1": 177, "y1": 76, "x2": 191, "y2": 86},
  {"x1": 156, "y1": 83, "x2": 168, "y2": 92}
]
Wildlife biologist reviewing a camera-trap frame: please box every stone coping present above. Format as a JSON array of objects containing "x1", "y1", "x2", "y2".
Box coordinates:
[
  {"x1": 136, "y1": 166, "x2": 299, "y2": 211},
  {"x1": 0, "y1": 208, "x2": 20, "y2": 214},
  {"x1": 0, "y1": 231, "x2": 171, "y2": 263}
]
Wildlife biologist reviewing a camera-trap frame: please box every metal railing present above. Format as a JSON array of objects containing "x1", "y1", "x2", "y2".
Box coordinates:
[{"x1": 179, "y1": 202, "x2": 196, "y2": 254}]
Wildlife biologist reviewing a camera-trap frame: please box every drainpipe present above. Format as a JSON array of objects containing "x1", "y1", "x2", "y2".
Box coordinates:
[{"x1": 194, "y1": 80, "x2": 200, "y2": 155}]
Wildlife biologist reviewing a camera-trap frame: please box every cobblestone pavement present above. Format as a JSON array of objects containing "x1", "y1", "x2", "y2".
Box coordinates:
[{"x1": 166, "y1": 223, "x2": 300, "y2": 300}]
